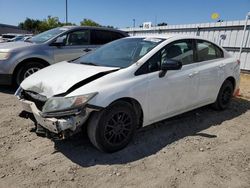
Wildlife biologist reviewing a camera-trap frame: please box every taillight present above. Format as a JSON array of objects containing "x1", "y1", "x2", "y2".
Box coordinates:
[{"x1": 237, "y1": 60, "x2": 240, "y2": 65}]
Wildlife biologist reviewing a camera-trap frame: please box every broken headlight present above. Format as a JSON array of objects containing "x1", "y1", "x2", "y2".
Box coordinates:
[{"x1": 42, "y1": 93, "x2": 97, "y2": 117}]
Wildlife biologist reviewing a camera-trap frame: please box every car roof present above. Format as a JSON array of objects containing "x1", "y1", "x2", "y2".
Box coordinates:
[
  {"x1": 128, "y1": 34, "x2": 218, "y2": 42},
  {"x1": 129, "y1": 34, "x2": 174, "y2": 39},
  {"x1": 2, "y1": 33, "x2": 24, "y2": 36},
  {"x1": 61, "y1": 26, "x2": 128, "y2": 36}
]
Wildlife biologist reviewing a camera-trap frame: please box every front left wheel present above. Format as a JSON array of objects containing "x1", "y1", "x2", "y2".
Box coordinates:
[
  {"x1": 16, "y1": 61, "x2": 46, "y2": 85},
  {"x1": 87, "y1": 101, "x2": 137, "y2": 153}
]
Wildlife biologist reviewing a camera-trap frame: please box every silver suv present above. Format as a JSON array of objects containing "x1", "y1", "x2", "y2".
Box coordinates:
[{"x1": 0, "y1": 26, "x2": 128, "y2": 85}]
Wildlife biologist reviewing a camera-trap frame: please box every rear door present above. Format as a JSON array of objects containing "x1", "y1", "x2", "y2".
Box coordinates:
[
  {"x1": 195, "y1": 39, "x2": 225, "y2": 104},
  {"x1": 90, "y1": 30, "x2": 125, "y2": 45},
  {"x1": 53, "y1": 29, "x2": 95, "y2": 62}
]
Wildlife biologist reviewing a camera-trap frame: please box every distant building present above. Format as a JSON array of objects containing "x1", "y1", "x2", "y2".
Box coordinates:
[{"x1": 0, "y1": 23, "x2": 31, "y2": 35}]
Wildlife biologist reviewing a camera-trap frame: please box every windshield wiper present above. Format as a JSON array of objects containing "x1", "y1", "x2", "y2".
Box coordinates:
[
  {"x1": 68, "y1": 57, "x2": 81, "y2": 62},
  {"x1": 25, "y1": 39, "x2": 33, "y2": 43},
  {"x1": 80, "y1": 62, "x2": 98, "y2": 66}
]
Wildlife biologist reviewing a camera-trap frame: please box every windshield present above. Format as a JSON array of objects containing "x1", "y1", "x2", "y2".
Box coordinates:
[
  {"x1": 29, "y1": 27, "x2": 68, "y2": 44},
  {"x1": 74, "y1": 37, "x2": 164, "y2": 68},
  {"x1": 9, "y1": 36, "x2": 24, "y2": 41}
]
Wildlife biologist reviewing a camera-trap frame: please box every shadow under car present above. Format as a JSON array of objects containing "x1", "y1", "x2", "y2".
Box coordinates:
[{"x1": 51, "y1": 97, "x2": 250, "y2": 167}]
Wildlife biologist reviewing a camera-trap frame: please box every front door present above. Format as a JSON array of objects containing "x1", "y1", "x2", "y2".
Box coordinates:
[
  {"x1": 53, "y1": 29, "x2": 97, "y2": 63},
  {"x1": 146, "y1": 39, "x2": 200, "y2": 123}
]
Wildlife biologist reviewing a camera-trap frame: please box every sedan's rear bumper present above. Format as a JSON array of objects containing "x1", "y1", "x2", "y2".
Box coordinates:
[{"x1": 0, "y1": 74, "x2": 12, "y2": 85}]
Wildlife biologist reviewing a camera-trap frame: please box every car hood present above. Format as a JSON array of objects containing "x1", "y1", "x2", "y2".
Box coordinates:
[
  {"x1": 20, "y1": 61, "x2": 119, "y2": 98},
  {"x1": 0, "y1": 41, "x2": 35, "y2": 52}
]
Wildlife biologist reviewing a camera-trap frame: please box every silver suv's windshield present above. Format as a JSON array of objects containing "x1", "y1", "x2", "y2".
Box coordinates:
[
  {"x1": 29, "y1": 27, "x2": 68, "y2": 44},
  {"x1": 74, "y1": 37, "x2": 164, "y2": 68}
]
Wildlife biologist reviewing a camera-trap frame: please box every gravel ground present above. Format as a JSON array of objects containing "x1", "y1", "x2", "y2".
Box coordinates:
[{"x1": 0, "y1": 74, "x2": 250, "y2": 188}]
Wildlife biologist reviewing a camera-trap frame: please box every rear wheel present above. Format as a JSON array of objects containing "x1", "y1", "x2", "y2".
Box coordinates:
[
  {"x1": 212, "y1": 80, "x2": 234, "y2": 110},
  {"x1": 87, "y1": 101, "x2": 137, "y2": 153},
  {"x1": 16, "y1": 62, "x2": 46, "y2": 85}
]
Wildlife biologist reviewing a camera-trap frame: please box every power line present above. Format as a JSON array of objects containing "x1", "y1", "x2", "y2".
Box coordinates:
[{"x1": 66, "y1": 0, "x2": 68, "y2": 24}]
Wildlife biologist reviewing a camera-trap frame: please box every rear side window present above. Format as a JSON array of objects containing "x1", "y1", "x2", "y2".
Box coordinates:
[
  {"x1": 196, "y1": 40, "x2": 223, "y2": 62},
  {"x1": 91, "y1": 30, "x2": 124, "y2": 45},
  {"x1": 110, "y1": 32, "x2": 125, "y2": 41}
]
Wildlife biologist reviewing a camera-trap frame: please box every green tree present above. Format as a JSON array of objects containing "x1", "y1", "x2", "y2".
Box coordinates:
[
  {"x1": 60, "y1": 22, "x2": 76, "y2": 26},
  {"x1": 18, "y1": 18, "x2": 41, "y2": 33},
  {"x1": 19, "y1": 16, "x2": 75, "y2": 33},
  {"x1": 19, "y1": 17, "x2": 114, "y2": 34},
  {"x1": 38, "y1": 16, "x2": 62, "y2": 32},
  {"x1": 80, "y1": 18, "x2": 101, "y2": 27},
  {"x1": 106, "y1": 25, "x2": 114, "y2": 29}
]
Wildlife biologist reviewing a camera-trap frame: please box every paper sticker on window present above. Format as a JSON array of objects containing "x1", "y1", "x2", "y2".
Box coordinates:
[{"x1": 143, "y1": 38, "x2": 162, "y2": 43}]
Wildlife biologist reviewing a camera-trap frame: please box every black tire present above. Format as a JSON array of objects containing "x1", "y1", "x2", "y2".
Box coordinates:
[
  {"x1": 87, "y1": 101, "x2": 137, "y2": 153},
  {"x1": 16, "y1": 62, "x2": 46, "y2": 85},
  {"x1": 212, "y1": 80, "x2": 234, "y2": 110}
]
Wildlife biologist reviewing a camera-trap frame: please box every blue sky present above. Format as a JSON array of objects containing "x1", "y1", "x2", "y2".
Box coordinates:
[{"x1": 0, "y1": 0, "x2": 249, "y2": 28}]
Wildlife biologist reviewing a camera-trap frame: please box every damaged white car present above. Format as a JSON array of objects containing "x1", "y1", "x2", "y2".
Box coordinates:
[{"x1": 16, "y1": 35, "x2": 240, "y2": 152}]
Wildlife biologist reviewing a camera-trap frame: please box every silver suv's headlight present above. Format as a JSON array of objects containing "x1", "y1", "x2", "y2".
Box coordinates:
[
  {"x1": 42, "y1": 93, "x2": 97, "y2": 117},
  {"x1": 0, "y1": 52, "x2": 10, "y2": 60}
]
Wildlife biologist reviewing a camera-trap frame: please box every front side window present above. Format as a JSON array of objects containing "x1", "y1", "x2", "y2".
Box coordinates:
[
  {"x1": 30, "y1": 28, "x2": 68, "y2": 44},
  {"x1": 196, "y1": 40, "x2": 223, "y2": 62},
  {"x1": 136, "y1": 39, "x2": 194, "y2": 75},
  {"x1": 74, "y1": 37, "x2": 163, "y2": 68},
  {"x1": 164, "y1": 39, "x2": 194, "y2": 66}
]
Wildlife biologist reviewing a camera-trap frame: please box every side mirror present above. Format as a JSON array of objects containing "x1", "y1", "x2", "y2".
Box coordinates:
[
  {"x1": 50, "y1": 37, "x2": 65, "y2": 47},
  {"x1": 159, "y1": 59, "x2": 182, "y2": 78}
]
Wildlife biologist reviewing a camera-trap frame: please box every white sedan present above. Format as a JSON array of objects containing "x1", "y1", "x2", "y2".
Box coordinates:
[{"x1": 16, "y1": 35, "x2": 240, "y2": 152}]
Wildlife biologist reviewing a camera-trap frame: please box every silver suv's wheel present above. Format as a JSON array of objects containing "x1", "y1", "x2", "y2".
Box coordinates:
[
  {"x1": 23, "y1": 67, "x2": 41, "y2": 79},
  {"x1": 16, "y1": 62, "x2": 45, "y2": 85}
]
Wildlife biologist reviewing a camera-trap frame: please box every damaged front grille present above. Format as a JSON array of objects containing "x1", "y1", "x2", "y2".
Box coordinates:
[{"x1": 21, "y1": 90, "x2": 47, "y2": 111}]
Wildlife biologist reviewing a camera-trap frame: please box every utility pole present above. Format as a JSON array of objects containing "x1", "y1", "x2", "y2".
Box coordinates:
[
  {"x1": 132, "y1": 19, "x2": 136, "y2": 36},
  {"x1": 133, "y1": 19, "x2": 135, "y2": 28},
  {"x1": 239, "y1": 12, "x2": 250, "y2": 64},
  {"x1": 66, "y1": 0, "x2": 68, "y2": 24},
  {"x1": 154, "y1": 15, "x2": 157, "y2": 33}
]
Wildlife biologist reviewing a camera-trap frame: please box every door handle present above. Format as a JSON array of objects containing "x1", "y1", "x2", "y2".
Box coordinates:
[
  {"x1": 193, "y1": 71, "x2": 199, "y2": 75},
  {"x1": 83, "y1": 48, "x2": 92, "y2": 52},
  {"x1": 219, "y1": 63, "x2": 225, "y2": 68},
  {"x1": 189, "y1": 71, "x2": 199, "y2": 77},
  {"x1": 189, "y1": 73, "x2": 194, "y2": 77}
]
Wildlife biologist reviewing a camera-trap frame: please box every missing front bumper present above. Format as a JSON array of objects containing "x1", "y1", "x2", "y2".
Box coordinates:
[{"x1": 19, "y1": 99, "x2": 91, "y2": 135}]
